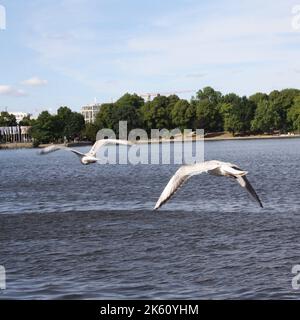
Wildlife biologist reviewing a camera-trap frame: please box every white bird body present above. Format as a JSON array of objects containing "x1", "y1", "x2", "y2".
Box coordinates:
[
  {"x1": 81, "y1": 155, "x2": 99, "y2": 165},
  {"x1": 39, "y1": 139, "x2": 132, "y2": 165},
  {"x1": 154, "y1": 160, "x2": 263, "y2": 210}
]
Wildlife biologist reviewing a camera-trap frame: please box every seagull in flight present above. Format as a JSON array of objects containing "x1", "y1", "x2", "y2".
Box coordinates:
[
  {"x1": 39, "y1": 139, "x2": 132, "y2": 165},
  {"x1": 154, "y1": 160, "x2": 263, "y2": 210}
]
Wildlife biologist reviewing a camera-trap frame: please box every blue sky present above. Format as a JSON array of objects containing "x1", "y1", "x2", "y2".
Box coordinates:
[{"x1": 0, "y1": 0, "x2": 300, "y2": 115}]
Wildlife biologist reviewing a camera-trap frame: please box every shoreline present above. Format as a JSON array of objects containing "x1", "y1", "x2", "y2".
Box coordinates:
[
  {"x1": 136, "y1": 134, "x2": 300, "y2": 144},
  {"x1": 1, "y1": 134, "x2": 299, "y2": 150},
  {"x1": 204, "y1": 134, "x2": 300, "y2": 142},
  {"x1": 0, "y1": 141, "x2": 92, "y2": 150}
]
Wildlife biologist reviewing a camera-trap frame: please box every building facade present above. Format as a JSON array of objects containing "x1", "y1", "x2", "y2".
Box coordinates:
[{"x1": 81, "y1": 104, "x2": 101, "y2": 123}]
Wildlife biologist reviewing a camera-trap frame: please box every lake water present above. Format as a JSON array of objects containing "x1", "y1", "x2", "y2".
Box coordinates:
[{"x1": 0, "y1": 138, "x2": 300, "y2": 299}]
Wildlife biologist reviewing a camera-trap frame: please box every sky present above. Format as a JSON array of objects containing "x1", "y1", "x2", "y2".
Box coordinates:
[{"x1": 1, "y1": 0, "x2": 300, "y2": 115}]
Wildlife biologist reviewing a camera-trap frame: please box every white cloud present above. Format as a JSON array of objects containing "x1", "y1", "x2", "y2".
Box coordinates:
[
  {"x1": 0, "y1": 85, "x2": 27, "y2": 97},
  {"x1": 24, "y1": 0, "x2": 300, "y2": 98},
  {"x1": 22, "y1": 77, "x2": 48, "y2": 86}
]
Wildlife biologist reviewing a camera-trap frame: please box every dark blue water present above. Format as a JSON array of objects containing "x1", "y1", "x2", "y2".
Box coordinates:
[{"x1": 0, "y1": 139, "x2": 300, "y2": 299}]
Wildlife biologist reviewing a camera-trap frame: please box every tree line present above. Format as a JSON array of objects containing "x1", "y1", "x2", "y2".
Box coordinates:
[
  {"x1": 1, "y1": 86, "x2": 300, "y2": 145},
  {"x1": 92, "y1": 87, "x2": 300, "y2": 137}
]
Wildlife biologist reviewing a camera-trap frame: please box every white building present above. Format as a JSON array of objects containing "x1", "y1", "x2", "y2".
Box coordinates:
[
  {"x1": 81, "y1": 104, "x2": 101, "y2": 123},
  {"x1": 11, "y1": 112, "x2": 31, "y2": 124}
]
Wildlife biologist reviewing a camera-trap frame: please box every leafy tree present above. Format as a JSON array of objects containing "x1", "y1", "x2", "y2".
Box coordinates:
[
  {"x1": 64, "y1": 112, "x2": 85, "y2": 140},
  {"x1": 166, "y1": 94, "x2": 180, "y2": 127},
  {"x1": 116, "y1": 93, "x2": 144, "y2": 109},
  {"x1": 95, "y1": 94, "x2": 144, "y2": 136},
  {"x1": 30, "y1": 111, "x2": 62, "y2": 144},
  {"x1": 193, "y1": 99, "x2": 222, "y2": 132},
  {"x1": 219, "y1": 102, "x2": 239, "y2": 134},
  {"x1": 192, "y1": 87, "x2": 223, "y2": 132},
  {"x1": 140, "y1": 95, "x2": 170, "y2": 130},
  {"x1": 196, "y1": 86, "x2": 222, "y2": 104},
  {"x1": 268, "y1": 89, "x2": 300, "y2": 132},
  {"x1": 29, "y1": 107, "x2": 85, "y2": 145},
  {"x1": 288, "y1": 96, "x2": 300, "y2": 132},
  {"x1": 221, "y1": 94, "x2": 256, "y2": 135},
  {"x1": 82, "y1": 123, "x2": 98, "y2": 142},
  {"x1": 171, "y1": 99, "x2": 195, "y2": 131},
  {"x1": 249, "y1": 92, "x2": 268, "y2": 105},
  {"x1": 115, "y1": 93, "x2": 144, "y2": 132},
  {"x1": 57, "y1": 106, "x2": 72, "y2": 123},
  {"x1": 95, "y1": 103, "x2": 119, "y2": 132},
  {"x1": 19, "y1": 115, "x2": 35, "y2": 126},
  {"x1": 57, "y1": 106, "x2": 85, "y2": 140},
  {"x1": 0, "y1": 112, "x2": 17, "y2": 126},
  {"x1": 251, "y1": 100, "x2": 281, "y2": 133}
]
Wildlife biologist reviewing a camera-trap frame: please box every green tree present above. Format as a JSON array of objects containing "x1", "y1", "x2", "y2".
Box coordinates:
[
  {"x1": 221, "y1": 94, "x2": 256, "y2": 135},
  {"x1": 251, "y1": 100, "x2": 281, "y2": 133},
  {"x1": 82, "y1": 123, "x2": 98, "y2": 142},
  {"x1": 268, "y1": 89, "x2": 300, "y2": 132},
  {"x1": 19, "y1": 115, "x2": 34, "y2": 126},
  {"x1": 57, "y1": 106, "x2": 72, "y2": 123},
  {"x1": 249, "y1": 92, "x2": 268, "y2": 106},
  {"x1": 64, "y1": 112, "x2": 85, "y2": 140},
  {"x1": 0, "y1": 112, "x2": 17, "y2": 126},
  {"x1": 115, "y1": 93, "x2": 144, "y2": 132},
  {"x1": 116, "y1": 93, "x2": 144, "y2": 109},
  {"x1": 57, "y1": 106, "x2": 85, "y2": 140},
  {"x1": 171, "y1": 99, "x2": 195, "y2": 131},
  {"x1": 192, "y1": 87, "x2": 223, "y2": 132},
  {"x1": 288, "y1": 96, "x2": 300, "y2": 132},
  {"x1": 30, "y1": 111, "x2": 63, "y2": 144},
  {"x1": 95, "y1": 103, "x2": 119, "y2": 132},
  {"x1": 193, "y1": 99, "x2": 222, "y2": 132},
  {"x1": 166, "y1": 94, "x2": 180, "y2": 127},
  {"x1": 140, "y1": 95, "x2": 170, "y2": 130},
  {"x1": 219, "y1": 102, "x2": 239, "y2": 134},
  {"x1": 196, "y1": 86, "x2": 222, "y2": 104}
]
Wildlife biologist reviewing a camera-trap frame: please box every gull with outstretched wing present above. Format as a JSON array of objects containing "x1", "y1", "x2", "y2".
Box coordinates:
[
  {"x1": 154, "y1": 160, "x2": 263, "y2": 210},
  {"x1": 39, "y1": 139, "x2": 132, "y2": 165}
]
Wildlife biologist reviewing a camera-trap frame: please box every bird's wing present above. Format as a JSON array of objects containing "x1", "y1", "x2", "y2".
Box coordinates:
[
  {"x1": 154, "y1": 161, "x2": 219, "y2": 210},
  {"x1": 236, "y1": 175, "x2": 263, "y2": 208},
  {"x1": 87, "y1": 139, "x2": 133, "y2": 157},
  {"x1": 39, "y1": 145, "x2": 67, "y2": 155},
  {"x1": 222, "y1": 164, "x2": 248, "y2": 177},
  {"x1": 39, "y1": 145, "x2": 85, "y2": 157}
]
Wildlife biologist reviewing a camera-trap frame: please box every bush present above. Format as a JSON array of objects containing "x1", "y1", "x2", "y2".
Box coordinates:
[{"x1": 32, "y1": 139, "x2": 40, "y2": 148}]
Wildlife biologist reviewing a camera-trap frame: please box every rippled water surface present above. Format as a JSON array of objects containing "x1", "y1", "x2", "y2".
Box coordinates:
[{"x1": 0, "y1": 139, "x2": 300, "y2": 299}]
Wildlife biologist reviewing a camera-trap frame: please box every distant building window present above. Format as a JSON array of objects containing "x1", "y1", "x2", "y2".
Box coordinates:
[{"x1": 81, "y1": 103, "x2": 101, "y2": 123}]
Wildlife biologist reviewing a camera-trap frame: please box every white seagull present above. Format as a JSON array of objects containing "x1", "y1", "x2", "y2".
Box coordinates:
[
  {"x1": 39, "y1": 139, "x2": 132, "y2": 165},
  {"x1": 154, "y1": 160, "x2": 263, "y2": 210}
]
